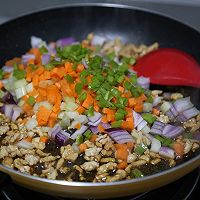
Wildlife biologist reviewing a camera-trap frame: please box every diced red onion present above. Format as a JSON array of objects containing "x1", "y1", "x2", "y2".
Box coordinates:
[
  {"x1": 137, "y1": 120, "x2": 148, "y2": 131},
  {"x1": 17, "y1": 140, "x2": 34, "y2": 149},
  {"x1": 2, "y1": 92, "x2": 16, "y2": 104},
  {"x1": 162, "y1": 124, "x2": 184, "y2": 138},
  {"x1": 88, "y1": 112, "x2": 102, "y2": 123},
  {"x1": 182, "y1": 107, "x2": 200, "y2": 120},
  {"x1": 173, "y1": 97, "x2": 193, "y2": 113},
  {"x1": 101, "y1": 123, "x2": 111, "y2": 129},
  {"x1": 56, "y1": 37, "x2": 75, "y2": 47},
  {"x1": 22, "y1": 54, "x2": 35, "y2": 64},
  {"x1": 31, "y1": 36, "x2": 43, "y2": 48},
  {"x1": 48, "y1": 125, "x2": 62, "y2": 138},
  {"x1": 41, "y1": 54, "x2": 51, "y2": 65},
  {"x1": 170, "y1": 104, "x2": 179, "y2": 118},
  {"x1": 150, "y1": 138, "x2": 161, "y2": 153},
  {"x1": 153, "y1": 96, "x2": 163, "y2": 107},
  {"x1": 91, "y1": 35, "x2": 106, "y2": 46},
  {"x1": 176, "y1": 114, "x2": 187, "y2": 122},
  {"x1": 90, "y1": 126, "x2": 99, "y2": 134},
  {"x1": 88, "y1": 117, "x2": 102, "y2": 126},
  {"x1": 193, "y1": 132, "x2": 200, "y2": 140},
  {"x1": 137, "y1": 76, "x2": 150, "y2": 89},
  {"x1": 159, "y1": 147, "x2": 175, "y2": 159},
  {"x1": 12, "y1": 106, "x2": 22, "y2": 121},
  {"x1": 165, "y1": 110, "x2": 175, "y2": 120},
  {"x1": 4, "y1": 104, "x2": 15, "y2": 119},
  {"x1": 150, "y1": 121, "x2": 165, "y2": 135},
  {"x1": 2, "y1": 66, "x2": 13, "y2": 73},
  {"x1": 106, "y1": 128, "x2": 134, "y2": 144},
  {"x1": 133, "y1": 111, "x2": 143, "y2": 128},
  {"x1": 55, "y1": 132, "x2": 68, "y2": 146},
  {"x1": 70, "y1": 125, "x2": 88, "y2": 140}
]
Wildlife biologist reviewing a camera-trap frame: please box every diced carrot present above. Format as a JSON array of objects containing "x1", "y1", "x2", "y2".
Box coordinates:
[
  {"x1": 26, "y1": 71, "x2": 32, "y2": 82},
  {"x1": 115, "y1": 146, "x2": 128, "y2": 161},
  {"x1": 126, "y1": 142, "x2": 135, "y2": 151},
  {"x1": 101, "y1": 115, "x2": 108, "y2": 123},
  {"x1": 128, "y1": 98, "x2": 137, "y2": 107},
  {"x1": 24, "y1": 137, "x2": 32, "y2": 142},
  {"x1": 76, "y1": 106, "x2": 85, "y2": 114},
  {"x1": 57, "y1": 67, "x2": 66, "y2": 78},
  {"x1": 3, "y1": 73, "x2": 11, "y2": 79},
  {"x1": 152, "y1": 108, "x2": 160, "y2": 116},
  {"x1": 134, "y1": 103, "x2": 143, "y2": 112},
  {"x1": 79, "y1": 143, "x2": 88, "y2": 153},
  {"x1": 5, "y1": 57, "x2": 21, "y2": 67},
  {"x1": 82, "y1": 93, "x2": 94, "y2": 109},
  {"x1": 32, "y1": 74, "x2": 39, "y2": 87},
  {"x1": 47, "y1": 85, "x2": 59, "y2": 104},
  {"x1": 28, "y1": 89, "x2": 39, "y2": 97},
  {"x1": 76, "y1": 63, "x2": 84, "y2": 72},
  {"x1": 22, "y1": 103, "x2": 32, "y2": 113},
  {"x1": 117, "y1": 161, "x2": 128, "y2": 169},
  {"x1": 40, "y1": 136, "x2": 49, "y2": 143},
  {"x1": 55, "y1": 82, "x2": 61, "y2": 89},
  {"x1": 22, "y1": 95, "x2": 29, "y2": 101},
  {"x1": 94, "y1": 100, "x2": 100, "y2": 112},
  {"x1": 75, "y1": 122, "x2": 81, "y2": 130},
  {"x1": 48, "y1": 112, "x2": 58, "y2": 127},
  {"x1": 27, "y1": 59, "x2": 35, "y2": 65},
  {"x1": 90, "y1": 134, "x2": 97, "y2": 143},
  {"x1": 107, "y1": 114, "x2": 115, "y2": 122},
  {"x1": 173, "y1": 142, "x2": 184, "y2": 158},
  {"x1": 38, "y1": 87, "x2": 47, "y2": 97},
  {"x1": 102, "y1": 108, "x2": 115, "y2": 115},
  {"x1": 29, "y1": 48, "x2": 41, "y2": 64},
  {"x1": 35, "y1": 65, "x2": 44, "y2": 75},
  {"x1": 123, "y1": 91, "x2": 132, "y2": 98},
  {"x1": 121, "y1": 120, "x2": 134, "y2": 131},
  {"x1": 65, "y1": 62, "x2": 73, "y2": 73},
  {"x1": 118, "y1": 86, "x2": 125, "y2": 93},
  {"x1": 114, "y1": 144, "x2": 127, "y2": 150},
  {"x1": 138, "y1": 93, "x2": 147, "y2": 102},
  {"x1": 52, "y1": 103, "x2": 61, "y2": 114},
  {"x1": 43, "y1": 70, "x2": 51, "y2": 80},
  {"x1": 18, "y1": 64, "x2": 24, "y2": 70},
  {"x1": 0, "y1": 81, "x2": 3, "y2": 89},
  {"x1": 36, "y1": 106, "x2": 51, "y2": 126},
  {"x1": 98, "y1": 124, "x2": 105, "y2": 133},
  {"x1": 86, "y1": 75, "x2": 93, "y2": 83}
]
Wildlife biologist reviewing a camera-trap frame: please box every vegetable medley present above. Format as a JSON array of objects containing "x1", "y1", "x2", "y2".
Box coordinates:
[{"x1": 0, "y1": 34, "x2": 200, "y2": 182}]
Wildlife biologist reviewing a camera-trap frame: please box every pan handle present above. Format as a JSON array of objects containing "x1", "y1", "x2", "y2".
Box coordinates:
[{"x1": 0, "y1": 171, "x2": 23, "y2": 200}]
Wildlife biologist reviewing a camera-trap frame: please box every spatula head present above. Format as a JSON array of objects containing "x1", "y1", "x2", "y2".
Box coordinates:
[{"x1": 133, "y1": 48, "x2": 200, "y2": 88}]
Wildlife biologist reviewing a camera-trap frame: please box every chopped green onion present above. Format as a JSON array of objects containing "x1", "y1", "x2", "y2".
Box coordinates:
[
  {"x1": 64, "y1": 74, "x2": 74, "y2": 83},
  {"x1": 87, "y1": 105, "x2": 94, "y2": 117},
  {"x1": 27, "y1": 96, "x2": 35, "y2": 106},
  {"x1": 162, "y1": 137, "x2": 174, "y2": 148},
  {"x1": 84, "y1": 130, "x2": 92, "y2": 139},
  {"x1": 154, "y1": 135, "x2": 165, "y2": 143},
  {"x1": 29, "y1": 64, "x2": 38, "y2": 71},
  {"x1": 111, "y1": 88, "x2": 121, "y2": 97},
  {"x1": 106, "y1": 52, "x2": 115, "y2": 60},
  {"x1": 142, "y1": 113, "x2": 156, "y2": 124},
  {"x1": 146, "y1": 95, "x2": 153, "y2": 103},
  {"x1": 130, "y1": 74, "x2": 137, "y2": 84},
  {"x1": 134, "y1": 144, "x2": 147, "y2": 155},
  {"x1": 131, "y1": 169, "x2": 144, "y2": 178},
  {"x1": 75, "y1": 135, "x2": 84, "y2": 145},
  {"x1": 39, "y1": 46, "x2": 48, "y2": 54},
  {"x1": 122, "y1": 57, "x2": 136, "y2": 65},
  {"x1": 111, "y1": 120, "x2": 122, "y2": 128},
  {"x1": 124, "y1": 81, "x2": 132, "y2": 90},
  {"x1": 13, "y1": 69, "x2": 26, "y2": 80},
  {"x1": 75, "y1": 82, "x2": 83, "y2": 94},
  {"x1": 78, "y1": 92, "x2": 87, "y2": 103},
  {"x1": 0, "y1": 69, "x2": 4, "y2": 79}
]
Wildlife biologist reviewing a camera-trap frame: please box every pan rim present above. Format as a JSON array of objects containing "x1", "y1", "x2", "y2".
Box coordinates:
[{"x1": 0, "y1": 2, "x2": 200, "y2": 187}]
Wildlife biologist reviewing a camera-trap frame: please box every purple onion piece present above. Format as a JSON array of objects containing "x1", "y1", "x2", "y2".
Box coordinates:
[
  {"x1": 137, "y1": 76, "x2": 150, "y2": 89},
  {"x1": 55, "y1": 132, "x2": 68, "y2": 146},
  {"x1": 0, "y1": 105, "x2": 5, "y2": 113},
  {"x1": 159, "y1": 147, "x2": 175, "y2": 159},
  {"x1": 56, "y1": 37, "x2": 75, "y2": 47},
  {"x1": 182, "y1": 107, "x2": 200, "y2": 120},
  {"x1": 101, "y1": 123, "x2": 111, "y2": 129},
  {"x1": 31, "y1": 36, "x2": 42, "y2": 48},
  {"x1": 162, "y1": 124, "x2": 184, "y2": 138},
  {"x1": 88, "y1": 112, "x2": 102, "y2": 123},
  {"x1": 12, "y1": 107, "x2": 22, "y2": 121},
  {"x1": 193, "y1": 132, "x2": 200, "y2": 140},
  {"x1": 153, "y1": 96, "x2": 162, "y2": 107},
  {"x1": 22, "y1": 54, "x2": 35, "y2": 64},
  {"x1": 117, "y1": 138, "x2": 135, "y2": 144},
  {"x1": 90, "y1": 126, "x2": 99, "y2": 134},
  {"x1": 150, "y1": 121, "x2": 165, "y2": 135},
  {"x1": 48, "y1": 125, "x2": 62, "y2": 138},
  {"x1": 173, "y1": 97, "x2": 193, "y2": 113},
  {"x1": 91, "y1": 35, "x2": 106, "y2": 46},
  {"x1": 133, "y1": 111, "x2": 143, "y2": 128},
  {"x1": 2, "y1": 92, "x2": 16, "y2": 104},
  {"x1": 170, "y1": 105, "x2": 179, "y2": 118},
  {"x1": 4, "y1": 104, "x2": 15, "y2": 119},
  {"x1": 70, "y1": 125, "x2": 88, "y2": 140},
  {"x1": 42, "y1": 54, "x2": 51, "y2": 65},
  {"x1": 176, "y1": 114, "x2": 187, "y2": 122},
  {"x1": 166, "y1": 110, "x2": 176, "y2": 120},
  {"x1": 137, "y1": 120, "x2": 148, "y2": 131},
  {"x1": 88, "y1": 117, "x2": 102, "y2": 126}
]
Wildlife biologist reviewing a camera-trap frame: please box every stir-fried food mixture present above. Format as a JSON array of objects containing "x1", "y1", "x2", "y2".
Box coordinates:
[{"x1": 0, "y1": 34, "x2": 200, "y2": 182}]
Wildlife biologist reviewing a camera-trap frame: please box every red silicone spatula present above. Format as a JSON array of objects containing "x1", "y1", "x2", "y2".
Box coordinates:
[{"x1": 133, "y1": 48, "x2": 200, "y2": 88}]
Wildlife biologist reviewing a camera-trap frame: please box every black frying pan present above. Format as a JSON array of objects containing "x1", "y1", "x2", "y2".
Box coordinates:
[{"x1": 0, "y1": 3, "x2": 200, "y2": 199}]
